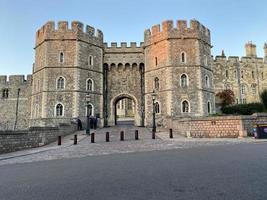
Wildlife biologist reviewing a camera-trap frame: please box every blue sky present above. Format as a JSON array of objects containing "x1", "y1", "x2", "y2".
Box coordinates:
[{"x1": 0, "y1": 0, "x2": 267, "y2": 75}]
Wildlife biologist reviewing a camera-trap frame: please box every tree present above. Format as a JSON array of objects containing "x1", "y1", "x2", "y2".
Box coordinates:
[
  {"x1": 260, "y1": 89, "x2": 267, "y2": 109},
  {"x1": 216, "y1": 89, "x2": 235, "y2": 108}
]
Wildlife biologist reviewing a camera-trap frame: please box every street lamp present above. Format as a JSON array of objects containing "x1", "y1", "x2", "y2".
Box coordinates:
[
  {"x1": 151, "y1": 89, "x2": 157, "y2": 133},
  {"x1": 85, "y1": 93, "x2": 91, "y2": 135}
]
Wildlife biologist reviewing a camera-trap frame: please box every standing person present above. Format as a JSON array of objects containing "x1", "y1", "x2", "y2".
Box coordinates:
[{"x1": 77, "y1": 118, "x2": 82, "y2": 130}]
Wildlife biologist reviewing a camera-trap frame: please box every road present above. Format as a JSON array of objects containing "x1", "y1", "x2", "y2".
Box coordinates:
[{"x1": 1, "y1": 143, "x2": 267, "y2": 200}]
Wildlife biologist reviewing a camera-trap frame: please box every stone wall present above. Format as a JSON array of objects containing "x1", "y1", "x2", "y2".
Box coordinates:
[
  {"x1": 169, "y1": 113, "x2": 267, "y2": 138},
  {"x1": 0, "y1": 123, "x2": 76, "y2": 154}
]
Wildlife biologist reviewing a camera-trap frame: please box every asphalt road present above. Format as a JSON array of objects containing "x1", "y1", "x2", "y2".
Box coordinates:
[{"x1": 0, "y1": 143, "x2": 267, "y2": 200}]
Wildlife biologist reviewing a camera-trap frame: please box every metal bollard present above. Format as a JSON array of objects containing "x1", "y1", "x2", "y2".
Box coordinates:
[
  {"x1": 91, "y1": 132, "x2": 95, "y2": 143},
  {"x1": 169, "y1": 129, "x2": 173, "y2": 139},
  {"x1": 106, "y1": 132, "x2": 110, "y2": 142},
  {"x1": 74, "y1": 134, "x2": 77, "y2": 145},
  {"x1": 135, "y1": 130, "x2": 139, "y2": 140},
  {"x1": 58, "y1": 136, "x2": 61, "y2": 145},
  {"x1": 120, "y1": 131, "x2": 124, "y2": 141},
  {"x1": 152, "y1": 130, "x2": 156, "y2": 139}
]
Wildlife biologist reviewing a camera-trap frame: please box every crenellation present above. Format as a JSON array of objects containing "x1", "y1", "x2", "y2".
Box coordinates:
[
  {"x1": 144, "y1": 19, "x2": 211, "y2": 46},
  {"x1": 71, "y1": 21, "x2": 84, "y2": 32},
  {"x1": 58, "y1": 21, "x2": 69, "y2": 31},
  {"x1": 86, "y1": 25, "x2": 95, "y2": 36},
  {"x1": 177, "y1": 20, "x2": 187, "y2": 31},
  {"x1": 0, "y1": 76, "x2": 7, "y2": 84},
  {"x1": 121, "y1": 42, "x2": 127, "y2": 48}
]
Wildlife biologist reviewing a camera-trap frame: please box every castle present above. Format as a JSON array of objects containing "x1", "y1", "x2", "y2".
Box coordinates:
[{"x1": 1, "y1": 19, "x2": 267, "y2": 130}]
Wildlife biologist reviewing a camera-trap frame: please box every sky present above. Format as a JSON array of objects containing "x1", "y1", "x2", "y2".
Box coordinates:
[{"x1": 0, "y1": 0, "x2": 267, "y2": 75}]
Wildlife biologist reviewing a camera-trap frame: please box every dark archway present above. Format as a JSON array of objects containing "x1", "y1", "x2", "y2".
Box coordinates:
[{"x1": 114, "y1": 97, "x2": 135, "y2": 125}]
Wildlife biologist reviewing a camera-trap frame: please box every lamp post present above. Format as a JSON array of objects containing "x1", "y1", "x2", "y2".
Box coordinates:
[
  {"x1": 151, "y1": 90, "x2": 156, "y2": 133},
  {"x1": 85, "y1": 93, "x2": 91, "y2": 135},
  {"x1": 13, "y1": 88, "x2": 20, "y2": 131}
]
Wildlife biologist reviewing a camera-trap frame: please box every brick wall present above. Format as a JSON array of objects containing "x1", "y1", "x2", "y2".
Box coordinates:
[
  {"x1": 0, "y1": 123, "x2": 76, "y2": 154},
  {"x1": 169, "y1": 113, "x2": 267, "y2": 138}
]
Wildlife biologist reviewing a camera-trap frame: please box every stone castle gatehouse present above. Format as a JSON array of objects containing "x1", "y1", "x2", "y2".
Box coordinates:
[{"x1": 1, "y1": 19, "x2": 267, "y2": 130}]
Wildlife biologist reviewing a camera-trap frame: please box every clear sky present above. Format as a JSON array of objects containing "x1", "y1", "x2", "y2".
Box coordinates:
[{"x1": 0, "y1": 0, "x2": 267, "y2": 75}]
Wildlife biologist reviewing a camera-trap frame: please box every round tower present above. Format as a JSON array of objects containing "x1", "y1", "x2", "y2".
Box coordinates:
[
  {"x1": 143, "y1": 19, "x2": 214, "y2": 127},
  {"x1": 31, "y1": 21, "x2": 104, "y2": 127}
]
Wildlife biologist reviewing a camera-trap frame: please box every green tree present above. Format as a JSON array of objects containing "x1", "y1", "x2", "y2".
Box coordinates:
[
  {"x1": 216, "y1": 89, "x2": 235, "y2": 108},
  {"x1": 260, "y1": 89, "x2": 267, "y2": 109}
]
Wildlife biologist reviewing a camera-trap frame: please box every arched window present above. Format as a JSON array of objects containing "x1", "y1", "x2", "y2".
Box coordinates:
[
  {"x1": 205, "y1": 75, "x2": 210, "y2": 88},
  {"x1": 155, "y1": 102, "x2": 160, "y2": 114},
  {"x1": 35, "y1": 104, "x2": 39, "y2": 118},
  {"x1": 181, "y1": 100, "x2": 190, "y2": 113},
  {"x1": 252, "y1": 71, "x2": 255, "y2": 79},
  {"x1": 86, "y1": 79, "x2": 94, "y2": 91},
  {"x1": 2, "y1": 88, "x2": 9, "y2": 98},
  {"x1": 86, "y1": 103, "x2": 94, "y2": 116},
  {"x1": 241, "y1": 70, "x2": 244, "y2": 79},
  {"x1": 55, "y1": 103, "x2": 64, "y2": 117},
  {"x1": 226, "y1": 70, "x2": 229, "y2": 78},
  {"x1": 155, "y1": 57, "x2": 158, "y2": 66},
  {"x1": 88, "y1": 55, "x2": 93, "y2": 66},
  {"x1": 241, "y1": 85, "x2": 246, "y2": 95},
  {"x1": 207, "y1": 102, "x2": 211, "y2": 114},
  {"x1": 154, "y1": 77, "x2": 159, "y2": 90},
  {"x1": 59, "y1": 52, "x2": 64, "y2": 63},
  {"x1": 57, "y1": 77, "x2": 65, "y2": 89},
  {"x1": 181, "y1": 52, "x2": 186, "y2": 63},
  {"x1": 180, "y1": 74, "x2": 188, "y2": 88}
]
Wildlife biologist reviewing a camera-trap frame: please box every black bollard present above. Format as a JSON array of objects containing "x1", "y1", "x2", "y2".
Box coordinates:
[
  {"x1": 152, "y1": 130, "x2": 156, "y2": 139},
  {"x1": 135, "y1": 130, "x2": 139, "y2": 140},
  {"x1": 120, "y1": 131, "x2": 124, "y2": 141},
  {"x1": 58, "y1": 136, "x2": 61, "y2": 145},
  {"x1": 91, "y1": 132, "x2": 95, "y2": 143},
  {"x1": 74, "y1": 134, "x2": 77, "y2": 145},
  {"x1": 106, "y1": 132, "x2": 110, "y2": 142},
  {"x1": 170, "y1": 129, "x2": 173, "y2": 139}
]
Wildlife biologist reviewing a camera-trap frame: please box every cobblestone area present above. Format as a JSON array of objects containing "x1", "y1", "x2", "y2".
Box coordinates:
[{"x1": 0, "y1": 124, "x2": 263, "y2": 166}]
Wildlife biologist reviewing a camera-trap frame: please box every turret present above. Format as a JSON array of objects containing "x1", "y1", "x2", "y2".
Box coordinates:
[{"x1": 245, "y1": 42, "x2": 257, "y2": 58}]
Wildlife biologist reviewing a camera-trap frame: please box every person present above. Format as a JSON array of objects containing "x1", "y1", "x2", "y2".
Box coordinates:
[{"x1": 77, "y1": 118, "x2": 82, "y2": 130}]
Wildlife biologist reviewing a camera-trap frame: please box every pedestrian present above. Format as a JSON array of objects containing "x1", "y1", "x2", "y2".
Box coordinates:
[{"x1": 77, "y1": 118, "x2": 82, "y2": 130}]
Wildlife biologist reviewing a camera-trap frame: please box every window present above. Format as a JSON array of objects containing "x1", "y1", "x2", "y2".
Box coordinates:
[
  {"x1": 35, "y1": 104, "x2": 39, "y2": 118},
  {"x1": 251, "y1": 84, "x2": 256, "y2": 95},
  {"x1": 155, "y1": 102, "x2": 160, "y2": 114},
  {"x1": 180, "y1": 74, "x2": 188, "y2": 88},
  {"x1": 241, "y1": 85, "x2": 246, "y2": 95},
  {"x1": 55, "y1": 103, "x2": 64, "y2": 117},
  {"x1": 236, "y1": 98, "x2": 239, "y2": 104},
  {"x1": 262, "y1": 72, "x2": 264, "y2": 79},
  {"x1": 88, "y1": 55, "x2": 93, "y2": 66},
  {"x1": 207, "y1": 102, "x2": 211, "y2": 114},
  {"x1": 57, "y1": 77, "x2": 65, "y2": 89},
  {"x1": 204, "y1": 55, "x2": 208, "y2": 66},
  {"x1": 86, "y1": 103, "x2": 94, "y2": 116},
  {"x1": 205, "y1": 75, "x2": 210, "y2": 88},
  {"x1": 59, "y1": 52, "x2": 64, "y2": 63},
  {"x1": 252, "y1": 71, "x2": 255, "y2": 79},
  {"x1": 154, "y1": 77, "x2": 159, "y2": 90},
  {"x1": 241, "y1": 70, "x2": 244, "y2": 79},
  {"x1": 181, "y1": 52, "x2": 186, "y2": 63},
  {"x1": 2, "y1": 88, "x2": 9, "y2": 98},
  {"x1": 181, "y1": 100, "x2": 190, "y2": 113},
  {"x1": 155, "y1": 57, "x2": 158, "y2": 66},
  {"x1": 86, "y1": 79, "x2": 94, "y2": 91},
  {"x1": 226, "y1": 70, "x2": 229, "y2": 78},
  {"x1": 234, "y1": 70, "x2": 237, "y2": 78},
  {"x1": 241, "y1": 98, "x2": 246, "y2": 104}
]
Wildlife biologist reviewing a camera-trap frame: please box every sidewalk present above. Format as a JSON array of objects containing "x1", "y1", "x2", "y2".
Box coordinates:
[{"x1": 0, "y1": 130, "x2": 88, "y2": 161}]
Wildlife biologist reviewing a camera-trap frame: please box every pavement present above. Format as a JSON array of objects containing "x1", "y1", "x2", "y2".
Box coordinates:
[
  {"x1": 0, "y1": 123, "x2": 265, "y2": 166},
  {"x1": 1, "y1": 143, "x2": 267, "y2": 200}
]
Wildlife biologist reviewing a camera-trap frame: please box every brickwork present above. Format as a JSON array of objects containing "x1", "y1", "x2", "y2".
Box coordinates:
[
  {"x1": 0, "y1": 123, "x2": 76, "y2": 154},
  {"x1": 169, "y1": 113, "x2": 267, "y2": 138}
]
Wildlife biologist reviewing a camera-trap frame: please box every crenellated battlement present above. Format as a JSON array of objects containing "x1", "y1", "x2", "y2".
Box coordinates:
[
  {"x1": 0, "y1": 75, "x2": 32, "y2": 85},
  {"x1": 214, "y1": 56, "x2": 265, "y2": 64},
  {"x1": 104, "y1": 42, "x2": 144, "y2": 53},
  {"x1": 35, "y1": 21, "x2": 104, "y2": 47},
  {"x1": 144, "y1": 19, "x2": 210, "y2": 46}
]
